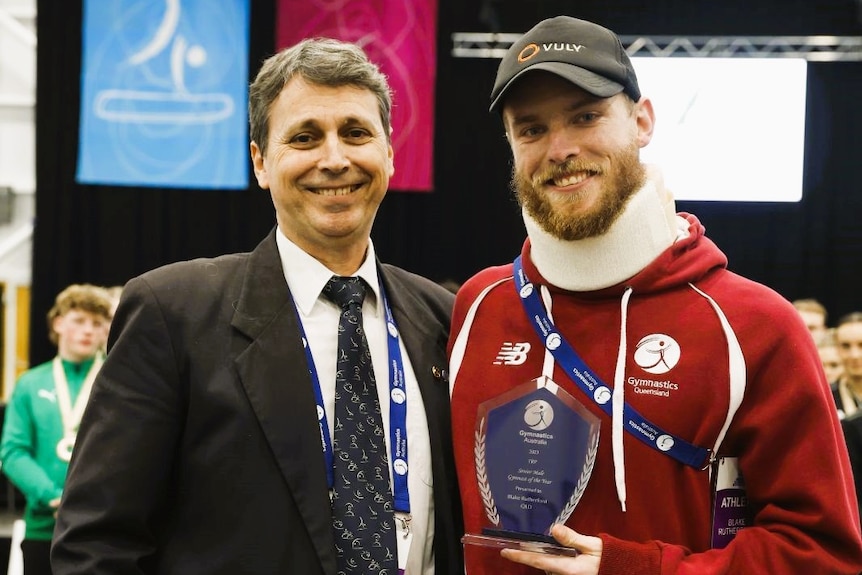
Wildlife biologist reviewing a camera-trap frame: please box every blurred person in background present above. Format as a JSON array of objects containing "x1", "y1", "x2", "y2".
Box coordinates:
[
  {"x1": 792, "y1": 297, "x2": 828, "y2": 344},
  {"x1": 103, "y1": 285, "x2": 123, "y2": 319},
  {"x1": 833, "y1": 312, "x2": 862, "y2": 419},
  {"x1": 834, "y1": 313, "x2": 862, "y2": 527},
  {"x1": 819, "y1": 328, "x2": 845, "y2": 386},
  {"x1": 0, "y1": 284, "x2": 112, "y2": 575}
]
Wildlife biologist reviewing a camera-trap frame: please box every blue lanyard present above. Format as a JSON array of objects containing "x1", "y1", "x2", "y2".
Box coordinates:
[
  {"x1": 513, "y1": 256, "x2": 709, "y2": 469},
  {"x1": 297, "y1": 276, "x2": 410, "y2": 512}
]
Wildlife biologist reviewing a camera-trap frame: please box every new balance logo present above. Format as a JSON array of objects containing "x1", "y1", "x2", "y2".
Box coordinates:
[{"x1": 493, "y1": 342, "x2": 531, "y2": 365}]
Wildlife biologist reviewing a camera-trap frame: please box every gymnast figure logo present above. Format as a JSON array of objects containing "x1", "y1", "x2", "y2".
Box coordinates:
[
  {"x1": 633, "y1": 334, "x2": 681, "y2": 375},
  {"x1": 523, "y1": 399, "x2": 554, "y2": 431},
  {"x1": 93, "y1": 0, "x2": 233, "y2": 125}
]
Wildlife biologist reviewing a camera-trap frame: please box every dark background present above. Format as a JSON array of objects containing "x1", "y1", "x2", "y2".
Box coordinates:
[{"x1": 31, "y1": 0, "x2": 862, "y2": 364}]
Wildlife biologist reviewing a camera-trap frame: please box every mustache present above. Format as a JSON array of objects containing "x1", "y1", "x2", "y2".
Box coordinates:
[{"x1": 531, "y1": 159, "x2": 603, "y2": 187}]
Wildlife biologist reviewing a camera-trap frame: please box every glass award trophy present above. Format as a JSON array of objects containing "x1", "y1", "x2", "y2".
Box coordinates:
[{"x1": 462, "y1": 376, "x2": 600, "y2": 556}]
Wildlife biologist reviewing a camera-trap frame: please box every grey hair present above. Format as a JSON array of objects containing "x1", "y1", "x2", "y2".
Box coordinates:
[{"x1": 248, "y1": 37, "x2": 392, "y2": 156}]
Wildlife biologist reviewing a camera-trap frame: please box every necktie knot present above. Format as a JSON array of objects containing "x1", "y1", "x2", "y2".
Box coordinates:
[{"x1": 323, "y1": 276, "x2": 366, "y2": 310}]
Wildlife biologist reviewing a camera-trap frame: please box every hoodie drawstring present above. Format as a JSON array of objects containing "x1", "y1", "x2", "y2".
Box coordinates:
[
  {"x1": 543, "y1": 282, "x2": 633, "y2": 513},
  {"x1": 613, "y1": 286, "x2": 634, "y2": 512},
  {"x1": 541, "y1": 285, "x2": 556, "y2": 379}
]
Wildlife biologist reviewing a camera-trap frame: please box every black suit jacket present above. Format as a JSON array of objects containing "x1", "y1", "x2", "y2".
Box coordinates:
[
  {"x1": 51, "y1": 231, "x2": 464, "y2": 574},
  {"x1": 841, "y1": 412, "x2": 862, "y2": 523}
]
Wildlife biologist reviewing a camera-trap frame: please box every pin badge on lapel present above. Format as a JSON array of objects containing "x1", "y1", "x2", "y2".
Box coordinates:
[{"x1": 431, "y1": 365, "x2": 448, "y2": 382}]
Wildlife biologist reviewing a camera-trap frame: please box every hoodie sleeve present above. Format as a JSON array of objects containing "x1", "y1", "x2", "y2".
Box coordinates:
[{"x1": 0, "y1": 380, "x2": 64, "y2": 506}]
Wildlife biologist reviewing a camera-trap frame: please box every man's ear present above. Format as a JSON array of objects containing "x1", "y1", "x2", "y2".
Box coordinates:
[
  {"x1": 387, "y1": 128, "x2": 395, "y2": 177},
  {"x1": 250, "y1": 141, "x2": 269, "y2": 189},
  {"x1": 635, "y1": 97, "x2": 656, "y2": 148}
]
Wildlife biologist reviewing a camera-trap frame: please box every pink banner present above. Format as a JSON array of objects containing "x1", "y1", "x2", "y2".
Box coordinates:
[{"x1": 276, "y1": 0, "x2": 437, "y2": 192}]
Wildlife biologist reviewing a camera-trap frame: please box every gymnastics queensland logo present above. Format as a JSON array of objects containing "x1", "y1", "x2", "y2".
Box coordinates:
[{"x1": 633, "y1": 334, "x2": 681, "y2": 374}]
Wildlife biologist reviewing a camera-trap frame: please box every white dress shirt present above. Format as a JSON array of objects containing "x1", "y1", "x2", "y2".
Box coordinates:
[{"x1": 276, "y1": 229, "x2": 435, "y2": 575}]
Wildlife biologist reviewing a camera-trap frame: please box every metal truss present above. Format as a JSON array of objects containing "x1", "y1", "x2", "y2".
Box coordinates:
[{"x1": 451, "y1": 33, "x2": 862, "y2": 61}]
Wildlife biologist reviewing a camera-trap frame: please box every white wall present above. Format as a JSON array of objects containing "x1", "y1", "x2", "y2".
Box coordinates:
[
  {"x1": 0, "y1": 0, "x2": 35, "y2": 397},
  {"x1": 0, "y1": 0, "x2": 35, "y2": 275}
]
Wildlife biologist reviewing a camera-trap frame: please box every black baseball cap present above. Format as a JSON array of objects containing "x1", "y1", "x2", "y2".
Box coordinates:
[{"x1": 489, "y1": 16, "x2": 641, "y2": 112}]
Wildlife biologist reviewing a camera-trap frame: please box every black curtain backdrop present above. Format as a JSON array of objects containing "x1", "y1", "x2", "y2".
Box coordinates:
[{"x1": 32, "y1": 0, "x2": 862, "y2": 364}]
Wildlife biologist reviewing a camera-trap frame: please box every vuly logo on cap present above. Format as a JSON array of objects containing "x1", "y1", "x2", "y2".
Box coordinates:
[{"x1": 518, "y1": 42, "x2": 587, "y2": 63}]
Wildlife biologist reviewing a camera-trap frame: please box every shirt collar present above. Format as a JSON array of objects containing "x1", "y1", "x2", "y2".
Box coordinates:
[{"x1": 275, "y1": 228, "x2": 381, "y2": 317}]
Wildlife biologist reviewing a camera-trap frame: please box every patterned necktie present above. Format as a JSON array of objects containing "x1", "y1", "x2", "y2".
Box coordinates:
[{"x1": 322, "y1": 276, "x2": 398, "y2": 574}]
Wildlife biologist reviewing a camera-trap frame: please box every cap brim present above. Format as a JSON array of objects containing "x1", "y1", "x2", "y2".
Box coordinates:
[{"x1": 489, "y1": 62, "x2": 625, "y2": 112}]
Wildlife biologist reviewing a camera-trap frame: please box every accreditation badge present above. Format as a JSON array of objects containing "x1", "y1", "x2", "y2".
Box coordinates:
[
  {"x1": 395, "y1": 511, "x2": 411, "y2": 575},
  {"x1": 711, "y1": 456, "x2": 751, "y2": 548}
]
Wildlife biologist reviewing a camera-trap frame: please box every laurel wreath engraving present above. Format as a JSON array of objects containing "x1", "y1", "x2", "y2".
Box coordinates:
[
  {"x1": 476, "y1": 415, "x2": 600, "y2": 530},
  {"x1": 553, "y1": 429, "x2": 599, "y2": 526},
  {"x1": 475, "y1": 416, "x2": 500, "y2": 526}
]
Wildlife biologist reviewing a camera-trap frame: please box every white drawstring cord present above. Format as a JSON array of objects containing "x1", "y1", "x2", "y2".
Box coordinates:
[
  {"x1": 541, "y1": 285, "x2": 555, "y2": 379},
  {"x1": 612, "y1": 286, "x2": 634, "y2": 512}
]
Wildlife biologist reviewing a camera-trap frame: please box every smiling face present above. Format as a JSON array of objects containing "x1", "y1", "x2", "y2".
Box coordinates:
[
  {"x1": 502, "y1": 71, "x2": 654, "y2": 241},
  {"x1": 251, "y1": 77, "x2": 394, "y2": 271}
]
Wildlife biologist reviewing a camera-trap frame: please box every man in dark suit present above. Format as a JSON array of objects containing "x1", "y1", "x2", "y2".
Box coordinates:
[{"x1": 51, "y1": 38, "x2": 463, "y2": 575}]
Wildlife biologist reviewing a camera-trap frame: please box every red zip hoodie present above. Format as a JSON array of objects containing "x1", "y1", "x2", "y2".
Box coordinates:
[{"x1": 449, "y1": 212, "x2": 862, "y2": 574}]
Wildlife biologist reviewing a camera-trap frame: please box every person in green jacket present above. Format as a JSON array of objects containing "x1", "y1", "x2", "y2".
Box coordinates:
[{"x1": 1, "y1": 284, "x2": 112, "y2": 575}]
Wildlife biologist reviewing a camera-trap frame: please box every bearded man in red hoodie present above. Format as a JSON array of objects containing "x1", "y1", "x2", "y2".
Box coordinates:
[{"x1": 449, "y1": 15, "x2": 862, "y2": 575}]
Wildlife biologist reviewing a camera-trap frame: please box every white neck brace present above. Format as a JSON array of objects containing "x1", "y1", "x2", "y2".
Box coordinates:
[{"x1": 524, "y1": 174, "x2": 682, "y2": 291}]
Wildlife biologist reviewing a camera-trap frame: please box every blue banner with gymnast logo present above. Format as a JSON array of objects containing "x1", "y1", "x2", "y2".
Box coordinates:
[{"x1": 77, "y1": 0, "x2": 250, "y2": 189}]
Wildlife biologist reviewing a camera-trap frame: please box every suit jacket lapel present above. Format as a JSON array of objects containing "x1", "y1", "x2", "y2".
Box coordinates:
[{"x1": 231, "y1": 231, "x2": 336, "y2": 574}]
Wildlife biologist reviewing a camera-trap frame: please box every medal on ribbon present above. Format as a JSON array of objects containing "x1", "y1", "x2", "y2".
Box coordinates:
[{"x1": 53, "y1": 355, "x2": 103, "y2": 462}]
